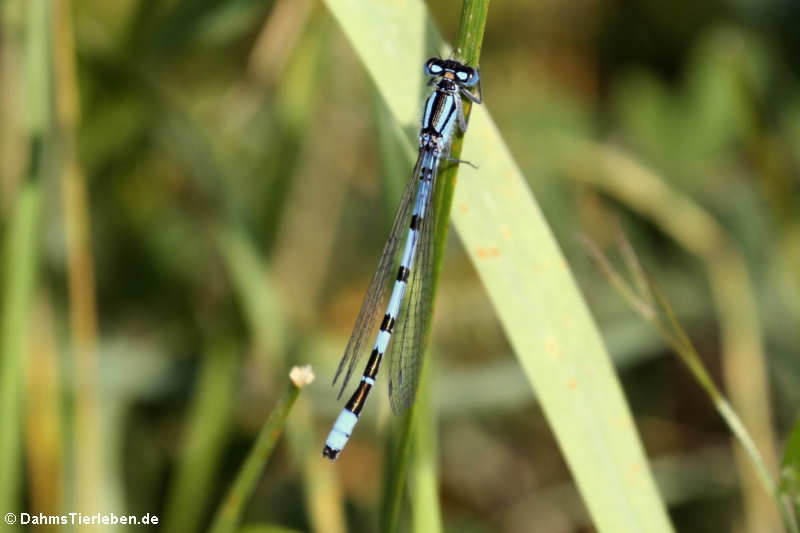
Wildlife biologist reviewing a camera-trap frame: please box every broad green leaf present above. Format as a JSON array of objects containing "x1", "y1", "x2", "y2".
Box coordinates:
[{"x1": 322, "y1": 1, "x2": 674, "y2": 531}]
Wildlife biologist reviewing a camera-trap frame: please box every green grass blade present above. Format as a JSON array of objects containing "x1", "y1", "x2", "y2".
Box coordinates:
[
  {"x1": 380, "y1": 354, "x2": 425, "y2": 533},
  {"x1": 455, "y1": 105, "x2": 674, "y2": 533},
  {"x1": 286, "y1": 397, "x2": 348, "y2": 533},
  {"x1": 52, "y1": 0, "x2": 104, "y2": 513},
  {"x1": 321, "y1": 1, "x2": 674, "y2": 531},
  {"x1": 781, "y1": 418, "x2": 800, "y2": 528},
  {"x1": 409, "y1": 356, "x2": 442, "y2": 533},
  {"x1": 382, "y1": 3, "x2": 489, "y2": 530},
  {"x1": 565, "y1": 141, "x2": 785, "y2": 530},
  {"x1": 237, "y1": 525, "x2": 304, "y2": 533},
  {"x1": 216, "y1": 228, "x2": 287, "y2": 359},
  {"x1": 163, "y1": 342, "x2": 238, "y2": 533},
  {"x1": 209, "y1": 367, "x2": 313, "y2": 533},
  {"x1": 0, "y1": 0, "x2": 49, "y2": 519},
  {"x1": 0, "y1": 185, "x2": 40, "y2": 519},
  {"x1": 646, "y1": 272, "x2": 793, "y2": 531}
]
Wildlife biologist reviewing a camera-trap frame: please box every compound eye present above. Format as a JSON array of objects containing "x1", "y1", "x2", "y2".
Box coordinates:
[
  {"x1": 425, "y1": 58, "x2": 444, "y2": 76},
  {"x1": 460, "y1": 67, "x2": 479, "y2": 86}
]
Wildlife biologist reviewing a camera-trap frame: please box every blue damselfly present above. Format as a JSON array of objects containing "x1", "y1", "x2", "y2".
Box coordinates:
[{"x1": 324, "y1": 58, "x2": 482, "y2": 461}]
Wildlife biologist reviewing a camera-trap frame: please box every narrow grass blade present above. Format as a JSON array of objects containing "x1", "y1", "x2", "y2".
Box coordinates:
[
  {"x1": 409, "y1": 356, "x2": 442, "y2": 533},
  {"x1": 650, "y1": 271, "x2": 795, "y2": 531},
  {"x1": 286, "y1": 397, "x2": 347, "y2": 533},
  {"x1": 24, "y1": 294, "x2": 65, "y2": 515},
  {"x1": 781, "y1": 418, "x2": 800, "y2": 528},
  {"x1": 381, "y1": 3, "x2": 488, "y2": 530},
  {"x1": 587, "y1": 232, "x2": 796, "y2": 532},
  {"x1": 216, "y1": 228, "x2": 287, "y2": 359},
  {"x1": 645, "y1": 273, "x2": 783, "y2": 508},
  {"x1": 52, "y1": 0, "x2": 104, "y2": 513},
  {"x1": 163, "y1": 342, "x2": 238, "y2": 533},
  {"x1": 0, "y1": 0, "x2": 49, "y2": 518},
  {"x1": 0, "y1": 185, "x2": 40, "y2": 518},
  {"x1": 209, "y1": 367, "x2": 314, "y2": 533},
  {"x1": 238, "y1": 525, "x2": 304, "y2": 533},
  {"x1": 380, "y1": 353, "x2": 426, "y2": 533},
  {"x1": 322, "y1": 1, "x2": 674, "y2": 531},
  {"x1": 565, "y1": 141, "x2": 785, "y2": 531}
]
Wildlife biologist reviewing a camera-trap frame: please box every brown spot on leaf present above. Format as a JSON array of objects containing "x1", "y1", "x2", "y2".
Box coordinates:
[{"x1": 544, "y1": 336, "x2": 562, "y2": 360}]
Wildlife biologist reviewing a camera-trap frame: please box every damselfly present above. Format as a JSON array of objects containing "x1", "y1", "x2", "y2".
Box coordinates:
[{"x1": 324, "y1": 58, "x2": 482, "y2": 461}]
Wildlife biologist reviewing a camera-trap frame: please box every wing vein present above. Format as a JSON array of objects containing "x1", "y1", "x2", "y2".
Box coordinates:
[
  {"x1": 389, "y1": 152, "x2": 439, "y2": 412},
  {"x1": 332, "y1": 151, "x2": 426, "y2": 399}
]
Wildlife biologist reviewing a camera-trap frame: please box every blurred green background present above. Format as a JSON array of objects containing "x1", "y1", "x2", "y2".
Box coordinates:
[{"x1": 1, "y1": 0, "x2": 799, "y2": 531}]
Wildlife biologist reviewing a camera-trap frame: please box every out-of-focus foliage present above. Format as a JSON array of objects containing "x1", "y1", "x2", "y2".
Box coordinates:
[
  {"x1": 781, "y1": 419, "x2": 800, "y2": 523},
  {"x1": 1, "y1": 0, "x2": 799, "y2": 532}
]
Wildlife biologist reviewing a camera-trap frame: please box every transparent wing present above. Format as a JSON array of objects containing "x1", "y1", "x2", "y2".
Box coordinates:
[
  {"x1": 388, "y1": 157, "x2": 438, "y2": 413},
  {"x1": 332, "y1": 151, "x2": 426, "y2": 399}
]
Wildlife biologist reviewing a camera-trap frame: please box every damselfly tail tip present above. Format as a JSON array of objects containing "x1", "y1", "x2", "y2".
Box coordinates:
[{"x1": 322, "y1": 445, "x2": 340, "y2": 462}]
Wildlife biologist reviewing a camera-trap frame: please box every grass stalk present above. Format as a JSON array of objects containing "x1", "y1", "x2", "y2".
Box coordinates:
[
  {"x1": 569, "y1": 142, "x2": 786, "y2": 530},
  {"x1": 647, "y1": 277, "x2": 795, "y2": 532},
  {"x1": 286, "y1": 396, "x2": 347, "y2": 533},
  {"x1": 0, "y1": 185, "x2": 40, "y2": 518},
  {"x1": 163, "y1": 343, "x2": 238, "y2": 533},
  {"x1": 208, "y1": 367, "x2": 313, "y2": 533},
  {"x1": 0, "y1": 0, "x2": 50, "y2": 517},
  {"x1": 781, "y1": 420, "x2": 800, "y2": 527},
  {"x1": 24, "y1": 294, "x2": 64, "y2": 516},
  {"x1": 381, "y1": 1, "x2": 490, "y2": 531},
  {"x1": 409, "y1": 356, "x2": 442, "y2": 533},
  {"x1": 584, "y1": 230, "x2": 796, "y2": 533},
  {"x1": 51, "y1": 0, "x2": 103, "y2": 513}
]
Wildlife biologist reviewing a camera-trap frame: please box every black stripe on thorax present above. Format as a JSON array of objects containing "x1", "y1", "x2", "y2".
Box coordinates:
[
  {"x1": 427, "y1": 91, "x2": 451, "y2": 134},
  {"x1": 441, "y1": 101, "x2": 457, "y2": 134}
]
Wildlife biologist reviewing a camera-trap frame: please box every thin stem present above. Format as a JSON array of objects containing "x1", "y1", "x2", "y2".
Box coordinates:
[
  {"x1": 566, "y1": 141, "x2": 782, "y2": 530},
  {"x1": 0, "y1": 0, "x2": 49, "y2": 516},
  {"x1": 648, "y1": 276, "x2": 796, "y2": 532},
  {"x1": 580, "y1": 234, "x2": 657, "y2": 323},
  {"x1": 593, "y1": 230, "x2": 795, "y2": 532},
  {"x1": 209, "y1": 370, "x2": 311, "y2": 533},
  {"x1": 0, "y1": 185, "x2": 40, "y2": 516},
  {"x1": 163, "y1": 344, "x2": 238, "y2": 533},
  {"x1": 454, "y1": 0, "x2": 490, "y2": 67},
  {"x1": 381, "y1": 2, "x2": 491, "y2": 532},
  {"x1": 52, "y1": 0, "x2": 102, "y2": 512}
]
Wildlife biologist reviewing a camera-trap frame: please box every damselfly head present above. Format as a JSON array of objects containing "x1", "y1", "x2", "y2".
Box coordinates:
[{"x1": 424, "y1": 58, "x2": 479, "y2": 87}]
